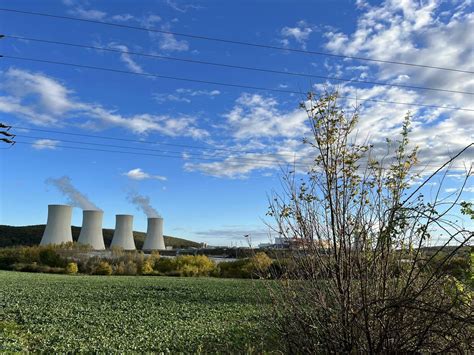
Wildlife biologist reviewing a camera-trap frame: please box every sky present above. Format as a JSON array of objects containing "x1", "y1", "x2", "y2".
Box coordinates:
[{"x1": 0, "y1": 0, "x2": 472, "y2": 246}]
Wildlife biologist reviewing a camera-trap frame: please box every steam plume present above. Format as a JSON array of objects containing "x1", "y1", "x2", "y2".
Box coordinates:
[
  {"x1": 127, "y1": 191, "x2": 160, "y2": 218},
  {"x1": 46, "y1": 176, "x2": 100, "y2": 210}
]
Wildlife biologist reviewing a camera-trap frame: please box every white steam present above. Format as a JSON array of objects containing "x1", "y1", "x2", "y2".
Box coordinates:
[
  {"x1": 127, "y1": 191, "x2": 160, "y2": 218},
  {"x1": 46, "y1": 176, "x2": 100, "y2": 211}
]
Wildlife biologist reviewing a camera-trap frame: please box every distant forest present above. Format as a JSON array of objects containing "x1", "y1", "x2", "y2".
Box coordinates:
[{"x1": 0, "y1": 225, "x2": 200, "y2": 249}]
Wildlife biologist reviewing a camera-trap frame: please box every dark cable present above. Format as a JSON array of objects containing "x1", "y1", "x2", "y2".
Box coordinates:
[
  {"x1": 0, "y1": 8, "x2": 472, "y2": 74},
  {"x1": 4, "y1": 34, "x2": 472, "y2": 96},
  {"x1": 2, "y1": 55, "x2": 473, "y2": 112}
]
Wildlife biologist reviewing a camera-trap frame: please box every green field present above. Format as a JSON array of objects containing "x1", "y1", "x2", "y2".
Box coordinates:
[{"x1": 0, "y1": 271, "x2": 277, "y2": 352}]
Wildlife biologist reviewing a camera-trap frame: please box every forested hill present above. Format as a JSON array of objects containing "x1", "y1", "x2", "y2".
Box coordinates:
[{"x1": 0, "y1": 224, "x2": 201, "y2": 249}]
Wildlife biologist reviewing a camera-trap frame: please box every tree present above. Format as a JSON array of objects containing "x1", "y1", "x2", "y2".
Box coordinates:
[{"x1": 266, "y1": 91, "x2": 473, "y2": 353}]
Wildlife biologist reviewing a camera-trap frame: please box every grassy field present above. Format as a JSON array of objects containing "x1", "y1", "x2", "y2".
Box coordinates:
[{"x1": 0, "y1": 271, "x2": 277, "y2": 352}]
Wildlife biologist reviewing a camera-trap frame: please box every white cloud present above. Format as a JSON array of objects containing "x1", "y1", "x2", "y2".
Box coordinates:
[
  {"x1": 108, "y1": 43, "x2": 144, "y2": 73},
  {"x1": 32, "y1": 139, "x2": 59, "y2": 150},
  {"x1": 110, "y1": 13, "x2": 135, "y2": 22},
  {"x1": 158, "y1": 32, "x2": 189, "y2": 52},
  {"x1": 187, "y1": 2, "x2": 473, "y2": 179},
  {"x1": 140, "y1": 14, "x2": 162, "y2": 27},
  {"x1": 153, "y1": 88, "x2": 220, "y2": 103},
  {"x1": 0, "y1": 68, "x2": 209, "y2": 139},
  {"x1": 123, "y1": 168, "x2": 167, "y2": 181},
  {"x1": 318, "y1": 0, "x2": 474, "y2": 174},
  {"x1": 147, "y1": 22, "x2": 189, "y2": 52},
  {"x1": 165, "y1": 0, "x2": 202, "y2": 13},
  {"x1": 224, "y1": 93, "x2": 309, "y2": 139},
  {"x1": 2, "y1": 68, "x2": 75, "y2": 115},
  {"x1": 68, "y1": 7, "x2": 107, "y2": 20},
  {"x1": 281, "y1": 20, "x2": 315, "y2": 49}
]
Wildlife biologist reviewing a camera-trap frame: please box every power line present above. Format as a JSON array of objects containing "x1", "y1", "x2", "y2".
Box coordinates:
[
  {"x1": 11, "y1": 126, "x2": 471, "y2": 169},
  {"x1": 11, "y1": 125, "x2": 302, "y2": 158},
  {"x1": 13, "y1": 140, "x2": 310, "y2": 168},
  {"x1": 15, "y1": 133, "x2": 306, "y2": 165},
  {"x1": 2, "y1": 55, "x2": 473, "y2": 112},
  {"x1": 4, "y1": 34, "x2": 472, "y2": 96},
  {"x1": 0, "y1": 7, "x2": 472, "y2": 74},
  {"x1": 11, "y1": 140, "x2": 470, "y2": 171}
]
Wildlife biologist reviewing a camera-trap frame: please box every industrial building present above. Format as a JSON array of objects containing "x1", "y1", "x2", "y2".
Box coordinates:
[
  {"x1": 40, "y1": 204, "x2": 73, "y2": 246},
  {"x1": 110, "y1": 214, "x2": 136, "y2": 250},
  {"x1": 143, "y1": 217, "x2": 165, "y2": 251},
  {"x1": 40, "y1": 204, "x2": 166, "y2": 251},
  {"x1": 77, "y1": 210, "x2": 105, "y2": 250}
]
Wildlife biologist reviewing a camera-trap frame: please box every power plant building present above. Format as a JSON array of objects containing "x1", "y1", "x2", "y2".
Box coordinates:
[
  {"x1": 143, "y1": 217, "x2": 166, "y2": 251},
  {"x1": 78, "y1": 210, "x2": 105, "y2": 250},
  {"x1": 110, "y1": 214, "x2": 136, "y2": 250},
  {"x1": 40, "y1": 204, "x2": 73, "y2": 246}
]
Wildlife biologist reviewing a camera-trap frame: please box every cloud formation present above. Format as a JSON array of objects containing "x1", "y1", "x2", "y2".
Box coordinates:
[
  {"x1": 0, "y1": 68, "x2": 209, "y2": 139},
  {"x1": 187, "y1": 1, "x2": 473, "y2": 178},
  {"x1": 281, "y1": 20, "x2": 315, "y2": 49},
  {"x1": 153, "y1": 88, "x2": 221, "y2": 103},
  {"x1": 32, "y1": 139, "x2": 59, "y2": 150},
  {"x1": 123, "y1": 168, "x2": 167, "y2": 181}
]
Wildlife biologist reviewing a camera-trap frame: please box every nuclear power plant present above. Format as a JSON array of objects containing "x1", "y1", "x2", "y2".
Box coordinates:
[
  {"x1": 110, "y1": 214, "x2": 136, "y2": 250},
  {"x1": 143, "y1": 217, "x2": 165, "y2": 251},
  {"x1": 78, "y1": 210, "x2": 105, "y2": 250},
  {"x1": 40, "y1": 204, "x2": 73, "y2": 246},
  {"x1": 39, "y1": 204, "x2": 165, "y2": 251}
]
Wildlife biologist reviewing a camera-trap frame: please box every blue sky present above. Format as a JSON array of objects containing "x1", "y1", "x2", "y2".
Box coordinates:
[{"x1": 0, "y1": 0, "x2": 472, "y2": 245}]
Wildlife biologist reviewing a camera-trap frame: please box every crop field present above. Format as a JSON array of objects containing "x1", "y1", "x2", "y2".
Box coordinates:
[{"x1": 0, "y1": 271, "x2": 277, "y2": 352}]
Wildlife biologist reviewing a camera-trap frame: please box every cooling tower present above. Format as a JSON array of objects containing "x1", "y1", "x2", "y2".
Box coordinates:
[
  {"x1": 110, "y1": 214, "x2": 136, "y2": 250},
  {"x1": 40, "y1": 204, "x2": 73, "y2": 246},
  {"x1": 78, "y1": 210, "x2": 105, "y2": 250},
  {"x1": 143, "y1": 217, "x2": 166, "y2": 251}
]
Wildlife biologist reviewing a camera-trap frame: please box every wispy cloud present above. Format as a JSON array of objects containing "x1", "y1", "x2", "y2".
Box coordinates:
[
  {"x1": 280, "y1": 20, "x2": 315, "y2": 49},
  {"x1": 123, "y1": 168, "x2": 167, "y2": 181},
  {"x1": 157, "y1": 25, "x2": 189, "y2": 52},
  {"x1": 0, "y1": 68, "x2": 209, "y2": 139},
  {"x1": 68, "y1": 7, "x2": 107, "y2": 20},
  {"x1": 32, "y1": 139, "x2": 59, "y2": 150},
  {"x1": 108, "y1": 43, "x2": 145, "y2": 73},
  {"x1": 153, "y1": 88, "x2": 220, "y2": 103},
  {"x1": 165, "y1": 0, "x2": 202, "y2": 13}
]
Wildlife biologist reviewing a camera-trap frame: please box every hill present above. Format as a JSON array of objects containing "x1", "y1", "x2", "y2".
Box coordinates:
[{"x1": 0, "y1": 224, "x2": 200, "y2": 249}]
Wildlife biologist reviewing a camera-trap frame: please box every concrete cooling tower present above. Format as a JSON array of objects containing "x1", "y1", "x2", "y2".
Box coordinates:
[
  {"x1": 78, "y1": 210, "x2": 105, "y2": 250},
  {"x1": 110, "y1": 214, "x2": 136, "y2": 250},
  {"x1": 143, "y1": 217, "x2": 166, "y2": 251},
  {"x1": 40, "y1": 204, "x2": 73, "y2": 246}
]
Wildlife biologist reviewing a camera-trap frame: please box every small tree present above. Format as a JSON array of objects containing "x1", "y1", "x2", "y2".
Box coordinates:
[{"x1": 266, "y1": 91, "x2": 473, "y2": 353}]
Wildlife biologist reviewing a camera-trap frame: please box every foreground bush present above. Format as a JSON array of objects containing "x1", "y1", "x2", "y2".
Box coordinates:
[{"x1": 265, "y1": 91, "x2": 473, "y2": 352}]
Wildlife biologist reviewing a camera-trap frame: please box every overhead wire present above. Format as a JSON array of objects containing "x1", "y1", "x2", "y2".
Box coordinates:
[
  {"x1": 0, "y1": 7, "x2": 473, "y2": 74},
  {"x1": 11, "y1": 125, "x2": 305, "y2": 158},
  {"x1": 2, "y1": 34, "x2": 472, "y2": 96},
  {"x1": 13, "y1": 140, "x2": 312, "y2": 168},
  {"x1": 2, "y1": 55, "x2": 473, "y2": 112},
  {"x1": 10, "y1": 132, "x2": 471, "y2": 170},
  {"x1": 15, "y1": 133, "x2": 309, "y2": 166}
]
